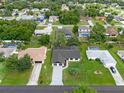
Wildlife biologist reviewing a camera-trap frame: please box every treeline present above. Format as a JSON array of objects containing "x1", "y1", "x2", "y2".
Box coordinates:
[
  {"x1": 2, "y1": 0, "x2": 124, "y2": 10},
  {"x1": 0, "y1": 20, "x2": 37, "y2": 41}
]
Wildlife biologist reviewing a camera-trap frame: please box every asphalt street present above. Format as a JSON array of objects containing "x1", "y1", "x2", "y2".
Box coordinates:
[{"x1": 0, "y1": 86, "x2": 124, "y2": 93}]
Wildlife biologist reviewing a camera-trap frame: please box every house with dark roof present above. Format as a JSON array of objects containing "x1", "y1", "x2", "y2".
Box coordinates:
[
  {"x1": 52, "y1": 46, "x2": 80, "y2": 67},
  {"x1": 78, "y1": 26, "x2": 91, "y2": 39},
  {"x1": 58, "y1": 28, "x2": 72, "y2": 39},
  {"x1": 63, "y1": 28, "x2": 72, "y2": 39}
]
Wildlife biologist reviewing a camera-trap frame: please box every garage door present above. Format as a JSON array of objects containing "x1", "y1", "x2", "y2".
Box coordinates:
[{"x1": 35, "y1": 61, "x2": 42, "y2": 63}]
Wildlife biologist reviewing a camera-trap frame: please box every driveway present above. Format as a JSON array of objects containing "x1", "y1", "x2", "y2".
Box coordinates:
[
  {"x1": 50, "y1": 66, "x2": 63, "y2": 85},
  {"x1": 108, "y1": 66, "x2": 124, "y2": 86},
  {"x1": 27, "y1": 63, "x2": 42, "y2": 85}
]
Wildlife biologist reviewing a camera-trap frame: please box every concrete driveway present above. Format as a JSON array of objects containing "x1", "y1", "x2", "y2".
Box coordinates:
[
  {"x1": 50, "y1": 66, "x2": 63, "y2": 85},
  {"x1": 27, "y1": 63, "x2": 42, "y2": 85},
  {"x1": 108, "y1": 66, "x2": 124, "y2": 86}
]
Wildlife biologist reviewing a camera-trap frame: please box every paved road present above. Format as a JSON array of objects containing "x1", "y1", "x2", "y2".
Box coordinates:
[
  {"x1": 0, "y1": 86, "x2": 124, "y2": 93},
  {"x1": 94, "y1": 86, "x2": 124, "y2": 93},
  {"x1": 27, "y1": 63, "x2": 42, "y2": 85},
  {"x1": 108, "y1": 66, "x2": 124, "y2": 86},
  {"x1": 50, "y1": 66, "x2": 63, "y2": 85}
]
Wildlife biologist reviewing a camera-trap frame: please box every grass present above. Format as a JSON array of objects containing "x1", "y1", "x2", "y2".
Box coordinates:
[
  {"x1": 78, "y1": 21, "x2": 89, "y2": 25},
  {"x1": 38, "y1": 50, "x2": 53, "y2": 85},
  {"x1": 0, "y1": 65, "x2": 32, "y2": 85},
  {"x1": 36, "y1": 26, "x2": 46, "y2": 30},
  {"x1": 63, "y1": 44, "x2": 115, "y2": 85},
  {"x1": 109, "y1": 44, "x2": 124, "y2": 79},
  {"x1": 52, "y1": 21, "x2": 61, "y2": 25}
]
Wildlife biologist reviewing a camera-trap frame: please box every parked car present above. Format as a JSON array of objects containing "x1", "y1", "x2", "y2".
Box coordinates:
[{"x1": 110, "y1": 66, "x2": 116, "y2": 73}]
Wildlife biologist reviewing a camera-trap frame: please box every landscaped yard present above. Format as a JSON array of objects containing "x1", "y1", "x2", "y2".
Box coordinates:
[
  {"x1": 38, "y1": 50, "x2": 53, "y2": 85},
  {"x1": 63, "y1": 44, "x2": 115, "y2": 85}
]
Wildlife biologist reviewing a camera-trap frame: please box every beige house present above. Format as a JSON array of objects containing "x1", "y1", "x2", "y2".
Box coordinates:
[{"x1": 18, "y1": 47, "x2": 47, "y2": 64}]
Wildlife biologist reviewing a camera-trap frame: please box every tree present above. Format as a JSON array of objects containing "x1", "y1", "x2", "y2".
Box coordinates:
[
  {"x1": 67, "y1": 85, "x2": 96, "y2": 93},
  {"x1": 17, "y1": 54, "x2": 32, "y2": 72},
  {"x1": 67, "y1": 37, "x2": 80, "y2": 46},
  {"x1": 38, "y1": 35, "x2": 50, "y2": 45},
  {"x1": 5, "y1": 54, "x2": 32, "y2": 72},
  {"x1": 84, "y1": 4, "x2": 103, "y2": 17},
  {"x1": 59, "y1": 10, "x2": 80, "y2": 25},
  {"x1": 92, "y1": 22, "x2": 105, "y2": 34},
  {"x1": 107, "y1": 15, "x2": 114, "y2": 22},
  {"x1": 5, "y1": 55, "x2": 18, "y2": 71},
  {"x1": 90, "y1": 23, "x2": 106, "y2": 43},
  {"x1": 73, "y1": 25, "x2": 78, "y2": 34}
]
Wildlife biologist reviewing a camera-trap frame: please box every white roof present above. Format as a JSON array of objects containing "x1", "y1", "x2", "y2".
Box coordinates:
[
  {"x1": 117, "y1": 50, "x2": 124, "y2": 55},
  {"x1": 20, "y1": 15, "x2": 34, "y2": 20},
  {"x1": 35, "y1": 27, "x2": 52, "y2": 35},
  {"x1": 86, "y1": 50, "x2": 117, "y2": 67},
  {"x1": 0, "y1": 48, "x2": 16, "y2": 57}
]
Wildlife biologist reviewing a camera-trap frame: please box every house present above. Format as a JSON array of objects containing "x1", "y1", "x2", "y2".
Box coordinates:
[
  {"x1": 49, "y1": 16, "x2": 59, "y2": 23},
  {"x1": 52, "y1": 46, "x2": 80, "y2": 67},
  {"x1": 0, "y1": 48, "x2": 16, "y2": 57},
  {"x1": 63, "y1": 28, "x2": 72, "y2": 39},
  {"x1": 88, "y1": 46, "x2": 99, "y2": 50},
  {"x1": 18, "y1": 15, "x2": 34, "y2": 20},
  {"x1": 117, "y1": 51, "x2": 124, "y2": 61},
  {"x1": 78, "y1": 26, "x2": 91, "y2": 38},
  {"x1": 114, "y1": 16, "x2": 124, "y2": 21},
  {"x1": 96, "y1": 16, "x2": 106, "y2": 21},
  {"x1": 61, "y1": 4, "x2": 69, "y2": 11},
  {"x1": 114, "y1": 16, "x2": 124, "y2": 24},
  {"x1": 18, "y1": 47, "x2": 47, "y2": 64},
  {"x1": 34, "y1": 26, "x2": 52, "y2": 35},
  {"x1": 86, "y1": 50, "x2": 117, "y2": 67},
  {"x1": 106, "y1": 27, "x2": 118, "y2": 37},
  {"x1": 3, "y1": 17, "x2": 15, "y2": 21},
  {"x1": 58, "y1": 28, "x2": 72, "y2": 39}
]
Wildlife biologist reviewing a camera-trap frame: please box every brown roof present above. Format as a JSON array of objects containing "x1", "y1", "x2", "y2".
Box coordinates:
[
  {"x1": 96, "y1": 16, "x2": 106, "y2": 21},
  {"x1": 106, "y1": 27, "x2": 118, "y2": 36},
  {"x1": 18, "y1": 47, "x2": 47, "y2": 62}
]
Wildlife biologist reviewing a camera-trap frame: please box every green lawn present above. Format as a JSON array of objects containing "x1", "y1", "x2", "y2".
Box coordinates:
[
  {"x1": 63, "y1": 44, "x2": 115, "y2": 85},
  {"x1": 38, "y1": 50, "x2": 53, "y2": 85},
  {"x1": 109, "y1": 44, "x2": 124, "y2": 79},
  {"x1": 78, "y1": 21, "x2": 89, "y2": 25},
  {"x1": 36, "y1": 26, "x2": 46, "y2": 30},
  {"x1": 1, "y1": 66, "x2": 32, "y2": 85}
]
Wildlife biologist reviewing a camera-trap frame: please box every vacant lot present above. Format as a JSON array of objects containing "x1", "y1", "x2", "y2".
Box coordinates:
[{"x1": 0, "y1": 63, "x2": 32, "y2": 85}]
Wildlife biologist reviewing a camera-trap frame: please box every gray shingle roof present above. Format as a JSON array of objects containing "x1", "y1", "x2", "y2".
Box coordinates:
[{"x1": 52, "y1": 46, "x2": 80, "y2": 63}]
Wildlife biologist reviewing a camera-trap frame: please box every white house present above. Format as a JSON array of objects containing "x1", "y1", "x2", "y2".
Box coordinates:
[
  {"x1": 61, "y1": 4, "x2": 69, "y2": 11},
  {"x1": 86, "y1": 50, "x2": 117, "y2": 67},
  {"x1": 0, "y1": 48, "x2": 16, "y2": 57},
  {"x1": 49, "y1": 16, "x2": 59, "y2": 23},
  {"x1": 117, "y1": 51, "x2": 124, "y2": 61},
  {"x1": 34, "y1": 27, "x2": 52, "y2": 35}
]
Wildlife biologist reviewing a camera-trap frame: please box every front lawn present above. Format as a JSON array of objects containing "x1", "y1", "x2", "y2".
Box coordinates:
[
  {"x1": 38, "y1": 50, "x2": 53, "y2": 85},
  {"x1": 0, "y1": 63, "x2": 32, "y2": 85},
  {"x1": 63, "y1": 44, "x2": 115, "y2": 85},
  {"x1": 109, "y1": 44, "x2": 124, "y2": 79}
]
